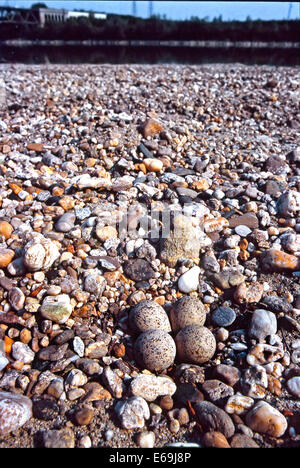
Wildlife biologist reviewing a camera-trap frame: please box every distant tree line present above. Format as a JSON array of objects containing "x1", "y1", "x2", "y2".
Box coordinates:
[{"x1": 0, "y1": 13, "x2": 299, "y2": 42}]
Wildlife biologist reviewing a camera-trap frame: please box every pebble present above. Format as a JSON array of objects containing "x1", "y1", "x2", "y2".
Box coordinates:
[
  {"x1": 123, "y1": 259, "x2": 155, "y2": 282},
  {"x1": 201, "y1": 431, "x2": 231, "y2": 448},
  {"x1": 230, "y1": 434, "x2": 259, "y2": 448},
  {"x1": 245, "y1": 401, "x2": 287, "y2": 437},
  {"x1": 0, "y1": 391, "x2": 32, "y2": 435},
  {"x1": 234, "y1": 282, "x2": 264, "y2": 304},
  {"x1": 143, "y1": 158, "x2": 163, "y2": 173},
  {"x1": 40, "y1": 428, "x2": 75, "y2": 448},
  {"x1": 225, "y1": 395, "x2": 254, "y2": 415},
  {"x1": 211, "y1": 270, "x2": 245, "y2": 290},
  {"x1": 240, "y1": 366, "x2": 268, "y2": 398},
  {"x1": 170, "y1": 296, "x2": 206, "y2": 333},
  {"x1": 115, "y1": 396, "x2": 150, "y2": 430},
  {"x1": 261, "y1": 248, "x2": 299, "y2": 272},
  {"x1": 8, "y1": 287, "x2": 25, "y2": 311},
  {"x1": 277, "y1": 190, "x2": 300, "y2": 218},
  {"x1": 129, "y1": 300, "x2": 171, "y2": 334},
  {"x1": 211, "y1": 306, "x2": 236, "y2": 327},
  {"x1": 235, "y1": 225, "x2": 252, "y2": 237},
  {"x1": 194, "y1": 401, "x2": 235, "y2": 439},
  {"x1": 175, "y1": 325, "x2": 216, "y2": 364},
  {"x1": 178, "y1": 266, "x2": 201, "y2": 293},
  {"x1": 11, "y1": 342, "x2": 35, "y2": 364},
  {"x1": 248, "y1": 309, "x2": 277, "y2": 342},
  {"x1": 212, "y1": 364, "x2": 240, "y2": 387},
  {"x1": 23, "y1": 235, "x2": 60, "y2": 271},
  {"x1": 40, "y1": 294, "x2": 73, "y2": 324},
  {"x1": 201, "y1": 379, "x2": 234, "y2": 403},
  {"x1": 286, "y1": 376, "x2": 300, "y2": 397},
  {"x1": 0, "y1": 249, "x2": 14, "y2": 268},
  {"x1": 136, "y1": 431, "x2": 155, "y2": 448},
  {"x1": 160, "y1": 215, "x2": 210, "y2": 267},
  {"x1": 55, "y1": 212, "x2": 76, "y2": 232},
  {"x1": 134, "y1": 329, "x2": 176, "y2": 372},
  {"x1": 129, "y1": 374, "x2": 176, "y2": 402},
  {"x1": 0, "y1": 221, "x2": 13, "y2": 240},
  {"x1": 73, "y1": 406, "x2": 94, "y2": 426}
]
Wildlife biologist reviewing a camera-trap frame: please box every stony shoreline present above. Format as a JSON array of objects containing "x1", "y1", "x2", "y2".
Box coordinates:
[{"x1": 0, "y1": 63, "x2": 299, "y2": 448}]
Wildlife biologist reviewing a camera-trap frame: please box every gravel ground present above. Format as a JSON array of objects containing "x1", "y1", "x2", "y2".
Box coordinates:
[{"x1": 0, "y1": 63, "x2": 299, "y2": 449}]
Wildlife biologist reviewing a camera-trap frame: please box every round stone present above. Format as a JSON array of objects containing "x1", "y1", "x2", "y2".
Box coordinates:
[
  {"x1": 11, "y1": 342, "x2": 35, "y2": 364},
  {"x1": 170, "y1": 296, "x2": 206, "y2": 333},
  {"x1": 136, "y1": 430, "x2": 155, "y2": 448},
  {"x1": 0, "y1": 221, "x2": 13, "y2": 240},
  {"x1": 245, "y1": 401, "x2": 287, "y2": 437},
  {"x1": 0, "y1": 248, "x2": 14, "y2": 268},
  {"x1": 134, "y1": 329, "x2": 176, "y2": 372},
  {"x1": 129, "y1": 300, "x2": 171, "y2": 334},
  {"x1": 286, "y1": 376, "x2": 300, "y2": 397},
  {"x1": 211, "y1": 306, "x2": 236, "y2": 327},
  {"x1": 177, "y1": 266, "x2": 201, "y2": 293},
  {"x1": 40, "y1": 294, "x2": 73, "y2": 324},
  {"x1": 55, "y1": 212, "x2": 75, "y2": 232},
  {"x1": 175, "y1": 325, "x2": 216, "y2": 364}
]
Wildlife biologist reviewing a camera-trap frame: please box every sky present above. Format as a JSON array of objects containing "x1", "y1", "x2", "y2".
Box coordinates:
[{"x1": 2, "y1": 1, "x2": 300, "y2": 21}]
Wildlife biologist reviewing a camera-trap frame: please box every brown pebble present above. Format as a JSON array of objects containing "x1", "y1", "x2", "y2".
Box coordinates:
[
  {"x1": 0, "y1": 248, "x2": 14, "y2": 268},
  {"x1": 0, "y1": 221, "x2": 13, "y2": 240},
  {"x1": 202, "y1": 431, "x2": 231, "y2": 448},
  {"x1": 73, "y1": 406, "x2": 94, "y2": 426},
  {"x1": 159, "y1": 395, "x2": 174, "y2": 411}
]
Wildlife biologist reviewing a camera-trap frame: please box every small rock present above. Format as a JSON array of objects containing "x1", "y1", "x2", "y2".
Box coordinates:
[
  {"x1": 73, "y1": 406, "x2": 94, "y2": 426},
  {"x1": 211, "y1": 270, "x2": 244, "y2": 290},
  {"x1": 211, "y1": 306, "x2": 236, "y2": 327},
  {"x1": 115, "y1": 396, "x2": 150, "y2": 430},
  {"x1": 240, "y1": 366, "x2": 268, "y2": 398},
  {"x1": 212, "y1": 364, "x2": 241, "y2": 387},
  {"x1": 201, "y1": 379, "x2": 234, "y2": 403},
  {"x1": 194, "y1": 401, "x2": 235, "y2": 439},
  {"x1": 0, "y1": 221, "x2": 13, "y2": 240},
  {"x1": 143, "y1": 158, "x2": 163, "y2": 173},
  {"x1": 41, "y1": 428, "x2": 75, "y2": 448},
  {"x1": 84, "y1": 274, "x2": 107, "y2": 297},
  {"x1": 23, "y1": 235, "x2": 59, "y2": 271},
  {"x1": 234, "y1": 282, "x2": 264, "y2": 304},
  {"x1": 40, "y1": 294, "x2": 73, "y2": 324},
  {"x1": 225, "y1": 395, "x2": 254, "y2": 415},
  {"x1": 235, "y1": 225, "x2": 252, "y2": 237},
  {"x1": 55, "y1": 212, "x2": 75, "y2": 232},
  {"x1": 245, "y1": 401, "x2": 287, "y2": 437},
  {"x1": 0, "y1": 391, "x2": 32, "y2": 435},
  {"x1": 140, "y1": 119, "x2": 163, "y2": 138},
  {"x1": 248, "y1": 309, "x2": 277, "y2": 342},
  {"x1": 0, "y1": 249, "x2": 14, "y2": 268},
  {"x1": 277, "y1": 190, "x2": 300, "y2": 218},
  {"x1": 260, "y1": 249, "x2": 299, "y2": 272},
  {"x1": 286, "y1": 376, "x2": 300, "y2": 397},
  {"x1": 123, "y1": 259, "x2": 155, "y2": 282},
  {"x1": 136, "y1": 431, "x2": 155, "y2": 448},
  {"x1": 8, "y1": 287, "x2": 25, "y2": 311},
  {"x1": 130, "y1": 374, "x2": 176, "y2": 402},
  {"x1": 11, "y1": 342, "x2": 35, "y2": 364},
  {"x1": 178, "y1": 266, "x2": 201, "y2": 293},
  {"x1": 230, "y1": 434, "x2": 259, "y2": 448},
  {"x1": 202, "y1": 431, "x2": 231, "y2": 448}
]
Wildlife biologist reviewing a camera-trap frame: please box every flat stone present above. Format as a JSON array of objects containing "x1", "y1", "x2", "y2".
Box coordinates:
[
  {"x1": 41, "y1": 428, "x2": 75, "y2": 448},
  {"x1": 40, "y1": 294, "x2": 73, "y2": 324},
  {"x1": 228, "y1": 213, "x2": 259, "y2": 229},
  {"x1": 211, "y1": 306, "x2": 236, "y2": 327},
  {"x1": 130, "y1": 374, "x2": 176, "y2": 402}
]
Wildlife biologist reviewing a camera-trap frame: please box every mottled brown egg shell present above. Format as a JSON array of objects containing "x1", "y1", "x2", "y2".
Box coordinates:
[
  {"x1": 134, "y1": 329, "x2": 176, "y2": 372},
  {"x1": 175, "y1": 325, "x2": 216, "y2": 364},
  {"x1": 170, "y1": 296, "x2": 206, "y2": 333},
  {"x1": 129, "y1": 300, "x2": 171, "y2": 334}
]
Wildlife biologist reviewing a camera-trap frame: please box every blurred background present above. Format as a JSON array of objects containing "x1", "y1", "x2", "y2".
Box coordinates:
[{"x1": 0, "y1": 1, "x2": 299, "y2": 65}]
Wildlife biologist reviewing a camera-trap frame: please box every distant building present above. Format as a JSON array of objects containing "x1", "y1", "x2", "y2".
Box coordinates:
[{"x1": 38, "y1": 8, "x2": 107, "y2": 27}]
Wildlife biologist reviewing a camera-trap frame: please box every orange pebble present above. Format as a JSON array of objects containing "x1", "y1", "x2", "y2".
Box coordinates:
[{"x1": 4, "y1": 335, "x2": 14, "y2": 354}]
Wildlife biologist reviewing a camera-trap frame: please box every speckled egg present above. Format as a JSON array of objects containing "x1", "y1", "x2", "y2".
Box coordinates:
[
  {"x1": 170, "y1": 296, "x2": 206, "y2": 333},
  {"x1": 134, "y1": 329, "x2": 176, "y2": 372},
  {"x1": 175, "y1": 325, "x2": 216, "y2": 364},
  {"x1": 129, "y1": 300, "x2": 171, "y2": 334}
]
